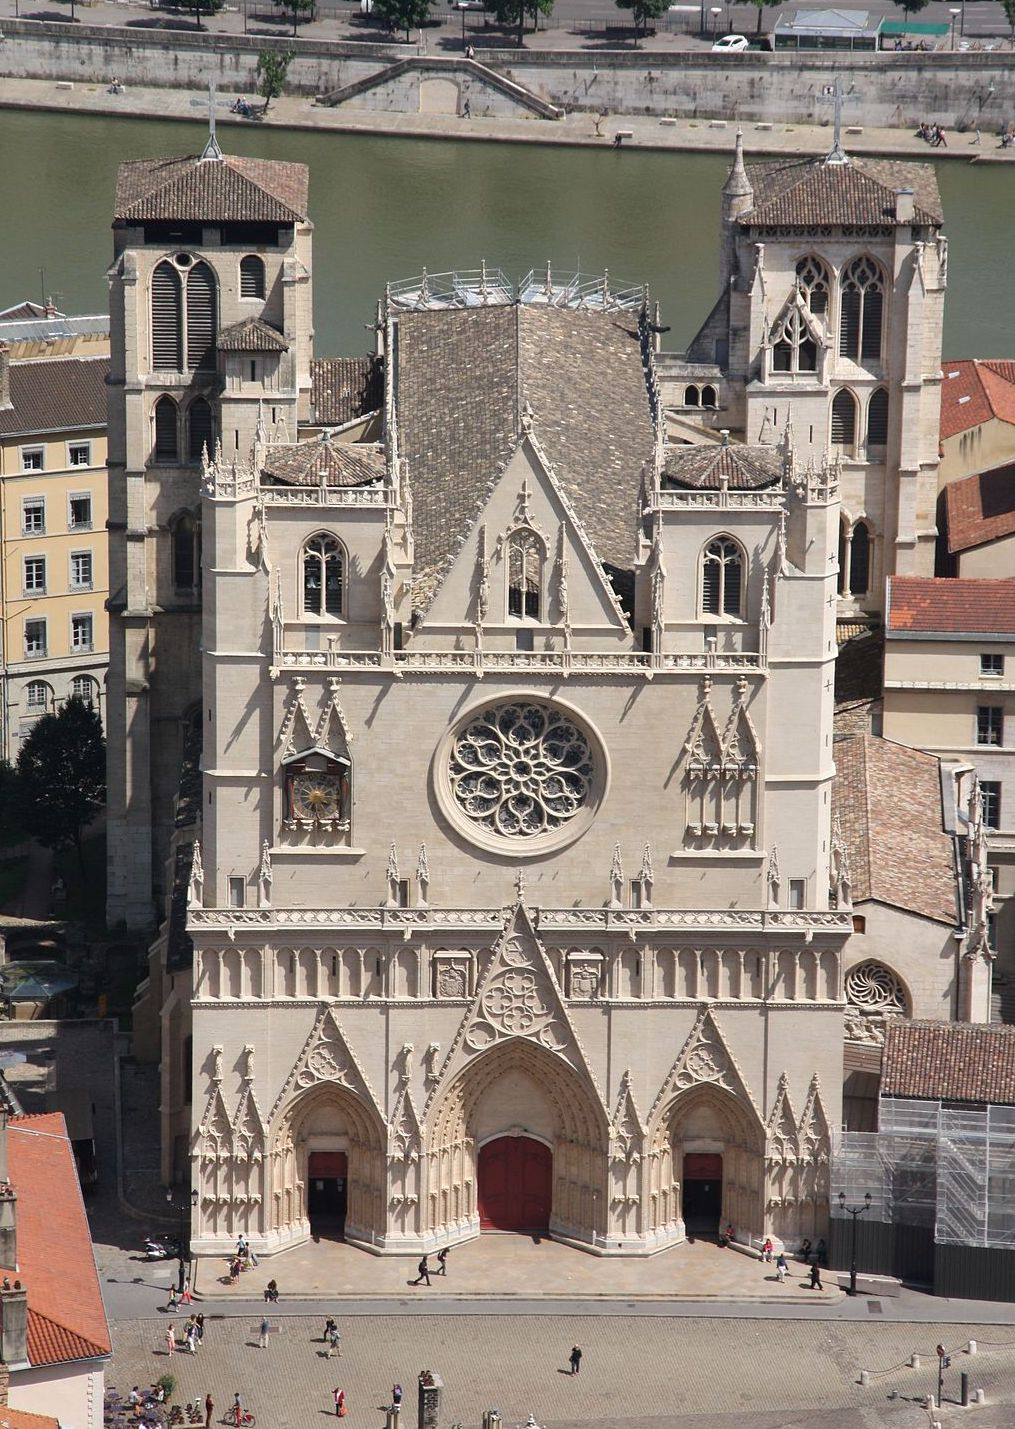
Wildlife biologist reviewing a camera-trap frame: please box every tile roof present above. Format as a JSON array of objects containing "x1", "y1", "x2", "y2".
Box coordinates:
[
  {"x1": 662, "y1": 442, "x2": 782, "y2": 490},
  {"x1": 4, "y1": 1114, "x2": 111, "y2": 1367},
  {"x1": 831, "y1": 734, "x2": 957, "y2": 925},
  {"x1": 394, "y1": 304, "x2": 654, "y2": 614},
  {"x1": 741, "y1": 156, "x2": 942, "y2": 227},
  {"x1": 217, "y1": 317, "x2": 288, "y2": 353},
  {"x1": 882, "y1": 1021, "x2": 1015, "y2": 1104},
  {"x1": 261, "y1": 436, "x2": 385, "y2": 488},
  {"x1": 0, "y1": 357, "x2": 108, "y2": 438},
  {"x1": 887, "y1": 575, "x2": 1015, "y2": 636},
  {"x1": 113, "y1": 156, "x2": 308, "y2": 224},
  {"x1": 940, "y1": 358, "x2": 1015, "y2": 441},
  {"x1": 944, "y1": 463, "x2": 1015, "y2": 554},
  {"x1": 0, "y1": 1410, "x2": 60, "y2": 1429},
  {"x1": 310, "y1": 357, "x2": 383, "y2": 427}
]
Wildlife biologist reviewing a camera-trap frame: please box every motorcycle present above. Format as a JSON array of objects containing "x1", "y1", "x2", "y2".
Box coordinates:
[{"x1": 142, "y1": 1235, "x2": 181, "y2": 1261}]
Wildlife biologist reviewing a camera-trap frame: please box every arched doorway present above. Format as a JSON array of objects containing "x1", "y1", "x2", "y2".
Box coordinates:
[
  {"x1": 681, "y1": 1152, "x2": 723, "y2": 1232},
  {"x1": 478, "y1": 1136, "x2": 552, "y2": 1232},
  {"x1": 307, "y1": 1151, "x2": 348, "y2": 1238},
  {"x1": 271, "y1": 1085, "x2": 385, "y2": 1249}
]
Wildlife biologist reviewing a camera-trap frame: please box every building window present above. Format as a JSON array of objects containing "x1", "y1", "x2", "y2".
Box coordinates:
[
  {"x1": 796, "y1": 255, "x2": 830, "y2": 315},
  {"x1": 20, "y1": 447, "x2": 44, "y2": 473},
  {"x1": 852, "y1": 914, "x2": 866, "y2": 934},
  {"x1": 981, "y1": 653, "x2": 1005, "y2": 677},
  {"x1": 849, "y1": 521, "x2": 870, "y2": 596},
  {"x1": 240, "y1": 254, "x2": 266, "y2": 299},
  {"x1": 507, "y1": 530, "x2": 543, "y2": 620},
  {"x1": 866, "y1": 388, "x2": 889, "y2": 449},
  {"x1": 154, "y1": 396, "x2": 179, "y2": 462},
  {"x1": 788, "y1": 878, "x2": 806, "y2": 910},
  {"x1": 844, "y1": 960, "x2": 906, "y2": 1012},
  {"x1": 228, "y1": 876, "x2": 246, "y2": 909},
  {"x1": 71, "y1": 614, "x2": 93, "y2": 652},
  {"x1": 701, "y1": 384, "x2": 718, "y2": 408},
  {"x1": 172, "y1": 513, "x2": 200, "y2": 592},
  {"x1": 23, "y1": 556, "x2": 46, "y2": 596},
  {"x1": 24, "y1": 619, "x2": 47, "y2": 659},
  {"x1": 831, "y1": 389, "x2": 857, "y2": 448},
  {"x1": 25, "y1": 681, "x2": 50, "y2": 712},
  {"x1": 70, "y1": 551, "x2": 93, "y2": 591},
  {"x1": 151, "y1": 261, "x2": 183, "y2": 370},
  {"x1": 71, "y1": 675, "x2": 97, "y2": 706},
  {"x1": 395, "y1": 878, "x2": 409, "y2": 909},
  {"x1": 68, "y1": 494, "x2": 92, "y2": 530},
  {"x1": 22, "y1": 497, "x2": 45, "y2": 534},
  {"x1": 981, "y1": 781, "x2": 1002, "y2": 830},
  {"x1": 302, "y1": 533, "x2": 345, "y2": 618},
  {"x1": 684, "y1": 386, "x2": 700, "y2": 407},
  {"x1": 701, "y1": 536, "x2": 745, "y2": 618},
  {"x1": 839, "y1": 256, "x2": 884, "y2": 363},
  {"x1": 771, "y1": 306, "x2": 817, "y2": 374},
  {"x1": 187, "y1": 397, "x2": 214, "y2": 464},
  {"x1": 186, "y1": 262, "x2": 217, "y2": 372},
  {"x1": 977, "y1": 706, "x2": 1003, "y2": 747},
  {"x1": 68, "y1": 441, "x2": 91, "y2": 468}
]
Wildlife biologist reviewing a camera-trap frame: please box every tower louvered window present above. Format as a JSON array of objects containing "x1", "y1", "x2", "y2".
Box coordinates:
[
  {"x1": 151, "y1": 263, "x2": 183, "y2": 370},
  {"x1": 701, "y1": 537, "x2": 744, "y2": 618},
  {"x1": 188, "y1": 397, "x2": 214, "y2": 463},
  {"x1": 839, "y1": 257, "x2": 884, "y2": 362},
  {"x1": 302, "y1": 534, "x2": 345, "y2": 617},
  {"x1": 154, "y1": 396, "x2": 179, "y2": 462},
  {"x1": 186, "y1": 262, "x2": 217, "y2": 371},
  {"x1": 240, "y1": 255, "x2": 266, "y2": 299},
  {"x1": 831, "y1": 389, "x2": 857, "y2": 447},
  {"x1": 866, "y1": 388, "x2": 889, "y2": 448}
]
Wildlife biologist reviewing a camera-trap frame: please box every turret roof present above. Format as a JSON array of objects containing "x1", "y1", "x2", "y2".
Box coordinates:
[
  {"x1": 113, "y1": 155, "x2": 309, "y2": 223},
  {"x1": 261, "y1": 436, "x2": 384, "y2": 487},
  {"x1": 662, "y1": 442, "x2": 782, "y2": 490}
]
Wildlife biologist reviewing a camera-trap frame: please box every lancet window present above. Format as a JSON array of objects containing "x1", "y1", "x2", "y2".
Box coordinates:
[
  {"x1": 831, "y1": 389, "x2": 858, "y2": 451},
  {"x1": 187, "y1": 396, "x2": 214, "y2": 464},
  {"x1": 866, "y1": 387, "x2": 889, "y2": 451},
  {"x1": 240, "y1": 254, "x2": 266, "y2": 299},
  {"x1": 838, "y1": 517, "x2": 873, "y2": 598},
  {"x1": 150, "y1": 258, "x2": 218, "y2": 373},
  {"x1": 153, "y1": 395, "x2": 179, "y2": 462},
  {"x1": 302, "y1": 533, "x2": 346, "y2": 618},
  {"x1": 795, "y1": 255, "x2": 830, "y2": 315},
  {"x1": 701, "y1": 536, "x2": 745, "y2": 618},
  {"x1": 171, "y1": 511, "x2": 201, "y2": 593},
  {"x1": 507, "y1": 530, "x2": 543, "y2": 620},
  {"x1": 838, "y1": 256, "x2": 884, "y2": 363},
  {"x1": 771, "y1": 306, "x2": 818, "y2": 374}
]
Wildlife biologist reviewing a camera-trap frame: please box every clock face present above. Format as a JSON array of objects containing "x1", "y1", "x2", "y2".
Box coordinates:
[{"x1": 290, "y1": 772, "x2": 343, "y2": 821}]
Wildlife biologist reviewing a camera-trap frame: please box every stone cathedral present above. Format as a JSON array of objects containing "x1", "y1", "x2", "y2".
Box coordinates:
[{"x1": 113, "y1": 134, "x2": 951, "y2": 1258}]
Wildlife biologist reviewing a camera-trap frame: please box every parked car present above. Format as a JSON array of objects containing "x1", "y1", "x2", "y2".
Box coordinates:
[{"x1": 711, "y1": 33, "x2": 750, "y2": 51}]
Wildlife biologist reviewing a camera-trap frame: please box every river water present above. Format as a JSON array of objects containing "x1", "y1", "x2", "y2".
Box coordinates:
[{"x1": 2, "y1": 109, "x2": 1012, "y2": 359}]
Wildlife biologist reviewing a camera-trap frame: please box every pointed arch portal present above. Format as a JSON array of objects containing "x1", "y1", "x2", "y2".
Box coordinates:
[{"x1": 478, "y1": 1136, "x2": 552, "y2": 1232}]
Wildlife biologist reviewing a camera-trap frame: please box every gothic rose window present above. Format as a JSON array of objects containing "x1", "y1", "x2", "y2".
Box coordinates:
[
  {"x1": 447, "y1": 701, "x2": 598, "y2": 844},
  {"x1": 844, "y1": 961, "x2": 906, "y2": 1013}
]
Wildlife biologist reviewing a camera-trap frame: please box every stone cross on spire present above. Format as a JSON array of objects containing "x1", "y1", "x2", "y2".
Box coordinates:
[{"x1": 200, "y1": 80, "x2": 224, "y2": 162}]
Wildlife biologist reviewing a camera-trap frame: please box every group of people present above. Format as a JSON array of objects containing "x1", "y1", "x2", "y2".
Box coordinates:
[
  {"x1": 915, "y1": 122, "x2": 948, "y2": 147},
  {"x1": 227, "y1": 1236, "x2": 259, "y2": 1284},
  {"x1": 411, "y1": 1247, "x2": 450, "y2": 1284},
  {"x1": 164, "y1": 1315, "x2": 205, "y2": 1355},
  {"x1": 230, "y1": 97, "x2": 256, "y2": 119}
]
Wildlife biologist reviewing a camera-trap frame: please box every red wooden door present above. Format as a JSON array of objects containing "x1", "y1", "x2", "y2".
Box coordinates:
[{"x1": 477, "y1": 1136, "x2": 552, "y2": 1232}]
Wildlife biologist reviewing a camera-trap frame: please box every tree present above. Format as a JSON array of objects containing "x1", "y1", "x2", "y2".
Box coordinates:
[
  {"x1": 188, "y1": 0, "x2": 224, "y2": 32},
  {"x1": 750, "y1": 0, "x2": 780, "y2": 34},
  {"x1": 15, "y1": 698, "x2": 105, "y2": 873},
  {"x1": 279, "y1": 0, "x2": 314, "y2": 35},
  {"x1": 0, "y1": 762, "x2": 24, "y2": 851},
  {"x1": 256, "y1": 46, "x2": 295, "y2": 110},
  {"x1": 613, "y1": 0, "x2": 669, "y2": 36},
  {"x1": 487, "y1": 0, "x2": 554, "y2": 46},
  {"x1": 372, "y1": 0, "x2": 433, "y2": 41},
  {"x1": 1001, "y1": 0, "x2": 1015, "y2": 45}
]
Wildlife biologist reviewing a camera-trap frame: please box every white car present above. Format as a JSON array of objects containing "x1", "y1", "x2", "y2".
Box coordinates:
[{"x1": 711, "y1": 33, "x2": 750, "y2": 51}]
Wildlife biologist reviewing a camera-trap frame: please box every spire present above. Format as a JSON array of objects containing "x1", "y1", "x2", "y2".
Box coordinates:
[{"x1": 722, "y1": 129, "x2": 753, "y2": 203}]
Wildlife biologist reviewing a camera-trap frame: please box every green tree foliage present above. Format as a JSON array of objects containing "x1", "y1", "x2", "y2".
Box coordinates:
[
  {"x1": 892, "y1": 0, "x2": 930, "y2": 15},
  {"x1": 1001, "y1": 0, "x2": 1015, "y2": 43},
  {"x1": 487, "y1": 0, "x2": 554, "y2": 47},
  {"x1": 189, "y1": 0, "x2": 224, "y2": 31},
  {"x1": 280, "y1": 0, "x2": 314, "y2": 35},
  {"x1": 256, "y1": 46, "x2": 295, "y2": 110},
  {"x1": 613, "y1": 0, "x2": 669, "y2": 35},
  {"x1": 0, "y1": 762, "x2": 24, "y2": 850},
  {"x1": 372, "y1": 0, "x2": 433, "y2": 40},
  {"x1": 751, "y1": 0, "x2": 781, "y2": 34},
  {"x1": 15, "y1": 698, "x2": 105, "y2": 872}
]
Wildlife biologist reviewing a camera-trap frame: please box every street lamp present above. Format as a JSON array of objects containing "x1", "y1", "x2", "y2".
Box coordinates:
[
  {"x1": 166, "y1": 1187, "x2": 199, "y2": 1294},
  {"x1": 838, "y1": 1189, "x2": 871, "y2": 1296},
  {"x1": 949, "y1": 8, "x2": 960, "y2": 49},
  {"x1": 710, "y1": 6, "x2": 721, "y2": 38}
]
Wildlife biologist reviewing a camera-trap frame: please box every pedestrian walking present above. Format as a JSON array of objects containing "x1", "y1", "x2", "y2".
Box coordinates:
[
  {"x1": 775, "y1": 1251, "x2": 788, "y2": 1283},
  {"x1": 809, "y1": 1259, "x2": 823, "y2": 1290},
  {"x1": 569, "y1": 1344, "x2": 582, "y2": 1375},
  {"x1": 392, "y1": 1383, "x2": 403, "y2": 1406},
  {"x1": 185, "y1": 1323, "x2": 197, "y2": 1354},
  {"x1": 333, "y1": 1387, "x2": 347, "y2": 1418},
  {"x1": 166, "y1": 1286, "x2": 179, "y2": 1313},
  {"x1": 327, "y1": 1325, "x2": 341, "y2": 1357},
  {"x1": 323, "y1": 1317, "x2": 337, "y2": 1343},
  {"x1": 204, "y1": 1394, "x2": 214, "y2": 1429},
  {"x1": 195, "y1": 1313, "x2": 205, "y2": 1344},
  {"x1": 181, "y1": 1278, "x2": 193, "y2": 1304},
  {"x1": 165, "y1": 1324, "x2": 176, "y2": 1356},
  {"x1": 412, "y1": 1254, "x2": 431, "y2": 1286},
  {"x1": 436, "y1": 1247, "x2": 449, "y2": 1276},
  {"x1": 259, "y1": 1316, "x2": 270, "y2": 1349},
  {"x1": 177, "y1": 1262, "x2": 186, "y2": 1295}
]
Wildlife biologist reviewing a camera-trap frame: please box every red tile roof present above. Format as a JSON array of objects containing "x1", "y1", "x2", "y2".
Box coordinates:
[
  {"x1": 886, "y1": 575, "x2": 1015, "y2": 637},
  {"x1": 944, "y1": 464, "x2": 1015, "y2": 554},
  {"x1": 0, "y1": 1410, "x2": 60, "y2": 1429},
  {"x1": 114, "y1": 156, "x2": 308, "y2": 223},
  {"x1": 940, "y1": 358, "x2": 1015, "y2": 441},
  {"x1": 3, "y1": 1114, "x2": 110, "y2": 1367},
  {"x1": 882, "y1": 1021, "x2": 1015, "y2": 1104},
  {"x1": 832, "y1": 734, "x2": 957, "y2": 925}
]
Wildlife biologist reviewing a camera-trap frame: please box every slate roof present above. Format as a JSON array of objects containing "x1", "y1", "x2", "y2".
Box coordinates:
[
  {"x1": 882, "y1": 1021, "x2": 1015, "y2": 1105},
  {"x1": 0, "y1": 356, "x2": 109, "y2": 438},
  {"x1": 944, "y1": 463, "x2": 1015, "y2": 554},
  {"x1": 741, "y1": 156, "x2": 942, "y2": 227},
  {"x1": 113, "y1": 155, "x2": 308, "y2": 223},
  {"x1": 217, "y1": 317, "x2": 288, "y2": 353},
  {"x1": 940, "y1": 358, "x2": 1015, "y2": 441},
  {"x1": 831, "y1": 733, "x2": 957, "y2": 925},
  {"x1": 393, "y1": 304, "x2": 654, "y2": 613},
  {"x1": 4, "y1": 1114, "x2": 111, "y2": 1367},
  {"x1": 310, "y1": 357, "x2": 383, "y2": 427},
  {"x1": 886, "y1": 575, "x2": 1015, "y2": 637},
  {"x1": 663, "y1": 442, "x2": 782, "y2": 490},
  {"x1": 261, "y1": 437, "x2": 385, "y2": 488}
]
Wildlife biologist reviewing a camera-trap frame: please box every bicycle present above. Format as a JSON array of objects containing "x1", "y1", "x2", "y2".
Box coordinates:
[{"x1": 223, "y1": 1414, "x2": 256, "y2": 1428}]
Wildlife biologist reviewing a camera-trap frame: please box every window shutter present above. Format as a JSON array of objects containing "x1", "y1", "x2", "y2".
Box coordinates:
[
  {"x1": 240, "y1": 256, "x2": 266, "y2": 299},
  {"x1": 866, "y1": 388, "x2": 889, "y2": 447},
  {"x1": 723, "y1": 554, "x2": 742, "y2": 616},
  {"x1": 838, "y1": 288, "x2": 860, "y2": 359},
  {"x1": 860, "y1": 286, "x2": 884, "y2": 361},
  {"x1": 186, "y1": 262, "x2": 217, "y2": 371},
  {"x1": 831, "y1": 391, "x2": 856, "y2": 445},
  {"x1": 188, "y1": 398, "x2": 214, "y2": 463},
  {"x1": 154, "y1": 397, "x2": 178, "y2": 461},
  {"x1": 151, "y1": 263, "x2": 182, "y2": 370},
  {"x1": 702, "y1": 558, "x2": 720, "y2": 615}
]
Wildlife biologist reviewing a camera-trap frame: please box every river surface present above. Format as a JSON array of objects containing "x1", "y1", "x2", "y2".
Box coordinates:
[{"x1": 1, "y1": 109, "x2": 1012, "y2": 359}]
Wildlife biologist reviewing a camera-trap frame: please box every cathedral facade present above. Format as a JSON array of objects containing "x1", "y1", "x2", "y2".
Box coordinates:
[{"x1": 112, "y1": 138, "x2": 956, "y2": 1258}]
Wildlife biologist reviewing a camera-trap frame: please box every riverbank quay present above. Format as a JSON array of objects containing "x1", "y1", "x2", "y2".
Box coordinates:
[{"x1": 2, "y1": 73, "x2": 1015, "y2": 162}]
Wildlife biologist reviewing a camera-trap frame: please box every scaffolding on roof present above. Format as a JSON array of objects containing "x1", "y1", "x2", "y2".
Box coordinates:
[{"x1": 386, "y1": 264, "x2": 646, "y2": 315}]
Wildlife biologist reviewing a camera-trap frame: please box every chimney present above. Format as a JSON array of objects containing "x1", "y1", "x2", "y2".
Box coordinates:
[
  {"x1": 0, "y1": 1112, "x2": 15, "y2": 1273},
  {"x1": 895, "y1": 188, "x2": 914, "y2": 224},
  {"x1": 0, "y1": 1282, "x2": 28, "y2": 1370},
  {"x1": 0, "y1": 345, "x2": 10, "y2": 412},
  {"x1": 44, "y1": 297, "x2": 57, "y2": 319}
]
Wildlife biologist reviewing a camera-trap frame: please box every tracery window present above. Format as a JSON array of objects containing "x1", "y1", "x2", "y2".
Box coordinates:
[
  {"x1": 153, "y1": 395, "x2": 179, "y2": 462},
  {"x1": 701, "y1": 536, "x2": 745, "y2": 618},
  {"x1": 507, "y1": 530, "x2": 542, "y2": 620},
  {"x1": 151, "y1": 258, "x2": 218, "y2": 373},
  {"x1": 240, "y1": 254, "x2": 266, "y2": 299},
  {"x1": 831, "y1": 389, "x2": 857, "y2": 449},
  {"x1": 795, "y1": 255, "x2": 830, "y2": 316},
  {"x1": 839, "y1": 256, "x2": 884, "y2": 363},
  {"x1": 771, "y1": 306, "x2": 818, "y2": 374},
  {"x1": 844, "y1": 961, "x2": 906, "y2": 1014},
  {"x1": 302, "y1": 533, "x2": 345, "y2": 618}
]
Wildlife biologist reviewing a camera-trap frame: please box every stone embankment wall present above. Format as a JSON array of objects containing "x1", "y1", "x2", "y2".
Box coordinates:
[{"x1": 0, "y1": 19, "x2": 1009, "y2": 130}]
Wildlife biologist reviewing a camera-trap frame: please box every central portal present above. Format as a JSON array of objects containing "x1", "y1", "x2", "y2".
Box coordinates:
[
  {"x1": 682, "y1": 1152, "x2": 723, "y2": 1233},
  {"x1": 477, "y1": 1136, "x2": 552, "y2": 1233},
  {"x1": 307, "y1": 1151, "x2": 348, "y2": 1238}
]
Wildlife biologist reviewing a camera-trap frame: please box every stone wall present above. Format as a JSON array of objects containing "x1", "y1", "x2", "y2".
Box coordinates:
[{"x1": 0, "y1": 20, "x2": 1009, "y2": 131}]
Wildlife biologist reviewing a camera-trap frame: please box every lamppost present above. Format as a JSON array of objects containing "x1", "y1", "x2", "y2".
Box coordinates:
[
  {"x1": 710, "y1": 6, "x2": 721, "y2": 39},
  {"x1": 949, "y1": 8, "x2": 960, "y2": 49},
  {"x1": 960, "y1": 0, "x2": 966, "y2": 36},
  {"x1": 838, "y1": 1189, "x2": 871, "y2": 1296},
  {"x1": 166, "y1": 1187, "x2": 199, "y2": 1294}
]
